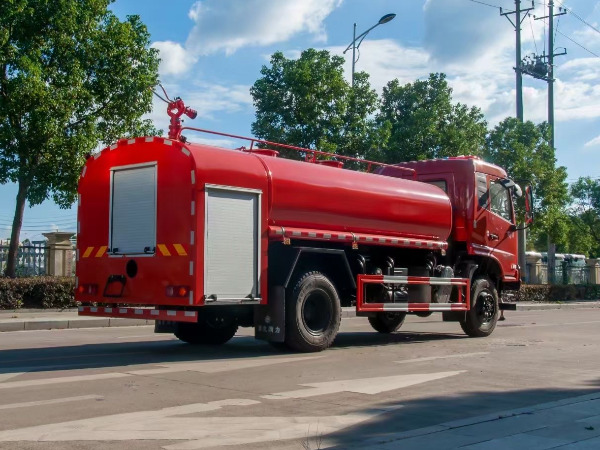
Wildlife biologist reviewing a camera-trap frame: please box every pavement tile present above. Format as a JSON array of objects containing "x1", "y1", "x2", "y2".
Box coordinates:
[
  {"x1": 0, "y1": 321, "x2": 25, "y2": 332},
  {"x1": 556, "y1": 436, "x2": 600, "y2": 449},
  {"x1": 460, "y1": 432, "x2": 568, "y2": 449},
  {"x1": 23, "y1": 319, "x2": 69, "y2": 331},
  {"x1": 373, "y1": 430, "x2": 486, "y2": 450},
  {"x1": 528, "y1": 422, "x2": 600, "y2": 442}
]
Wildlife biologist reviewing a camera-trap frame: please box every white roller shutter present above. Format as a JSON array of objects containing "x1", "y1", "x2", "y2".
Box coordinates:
[
  {"x1": 110, "y1": 165, "x2": 157, "y2": 255},
  {"x1": 205, "y1": 186, "x2": 260, "y2": 300}
]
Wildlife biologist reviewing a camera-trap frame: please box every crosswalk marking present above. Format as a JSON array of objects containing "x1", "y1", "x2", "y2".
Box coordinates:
[{"x1": 262, "y1": 371, "x2": 464, "y2": 400}]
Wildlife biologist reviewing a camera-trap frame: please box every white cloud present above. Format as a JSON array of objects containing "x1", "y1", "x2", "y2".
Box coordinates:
[
  {"x1": 185, "y1": 0, "x2": 342, "y2": 56},
  {"x1": 151, "y1": 41, "x2": 197, "y2": 76},
  {"x1": 423, "y1": 0, "x2": 515, "y2": 64},
  {"x1": 584, "y1": 135, "x2": 600, "y2": 148}
]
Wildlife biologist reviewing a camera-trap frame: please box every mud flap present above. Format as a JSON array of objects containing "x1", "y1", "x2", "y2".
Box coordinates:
[{"x1": 254, "y1": 285, "x2": 285, "y2": 342}]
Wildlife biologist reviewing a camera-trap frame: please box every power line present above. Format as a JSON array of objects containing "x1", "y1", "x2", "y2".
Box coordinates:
[
  {"x1": 528, "y1": 13, "x2": 539, "y2": 53},
  {"x1": 555, "y1": 0, "x2": 600, "y2": 37},
  {"x1": 551, "y1": 23, "x2": 600, "y2": 57},
  {"x1": 466, "y1": 0, "x2": 501, "y2": 8}
]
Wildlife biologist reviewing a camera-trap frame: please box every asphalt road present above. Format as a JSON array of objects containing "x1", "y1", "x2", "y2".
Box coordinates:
[{"x1": 0, "y1": 308, "x2": 599, "y2": 449}]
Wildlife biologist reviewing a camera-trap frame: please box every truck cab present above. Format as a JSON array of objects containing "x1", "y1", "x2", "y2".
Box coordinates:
[{"x1": 381, "y1": 156, "x2": 521, "y2": 292}]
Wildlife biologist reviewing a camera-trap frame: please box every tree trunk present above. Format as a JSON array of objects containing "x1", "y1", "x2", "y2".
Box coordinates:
[{"x1": 5, "y1": 180, "x2": 29, "y2": 278}]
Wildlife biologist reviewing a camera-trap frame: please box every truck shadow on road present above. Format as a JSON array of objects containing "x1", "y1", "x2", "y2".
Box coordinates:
[{"x1": 0, "y1": 330, "x2": 466, "y2": 374}]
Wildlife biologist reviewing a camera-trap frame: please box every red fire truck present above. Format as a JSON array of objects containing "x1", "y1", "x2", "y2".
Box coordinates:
[{"x1": 76, "y1": 96, "x2": 532, "y2": 352}]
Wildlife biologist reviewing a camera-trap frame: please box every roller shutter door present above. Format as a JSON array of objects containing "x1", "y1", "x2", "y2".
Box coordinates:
[
  {"x1": 110, "y1": 165, "x2": 157, "y2": 255},
  {"x1": 205, "y1": 187, "x2": 260, "y2": 300}
]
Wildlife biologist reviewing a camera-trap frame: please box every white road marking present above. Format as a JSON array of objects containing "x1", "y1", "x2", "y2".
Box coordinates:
[
  {"x1": 0, "y1": 397, "x2": 399, "y2": 449},
  {"x1": 0, "y1": 356, "x2": 322, "y2": 390},
  {"x1": 0, "y1": 395, "x2": 102, "y2": 410},
  {"x1": 0, "y1": 373, "x2": 24, "y2": 383},
  {"x1": 394, "y1": 352, "x2": 489, "y2": 364},
  {"x1": 262, "y1": 371, "x2": 464, "y2": 400}
]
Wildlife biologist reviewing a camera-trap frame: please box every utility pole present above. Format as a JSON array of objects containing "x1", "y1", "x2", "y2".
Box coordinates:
[
  {"x1": 500, "y1": 1, "x2": 534, "y2": 283},
  {"x1": 533, "y1": 1, "x2": 566, "y2": 284},
  {"x1": 501, "y1": 1, "x2": 534, "y2": 121},
  {"x1": 534, "y1": 1, "x2": 567, "y2": 150}
]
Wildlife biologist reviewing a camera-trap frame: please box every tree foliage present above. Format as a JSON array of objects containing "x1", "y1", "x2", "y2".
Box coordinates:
[
  {"x1": 484, "y1": 118, "x2": 569, "y2": 247},
  {"x1": 377, "y1": 73, "x2": 487, "y2": 162},
  {"x1": 568, "y1": 177, "x2": 600, "y2": 257},
  {"x1": 0, "y1": 0, "x2": 160, "y2": 276},
  {"x1": 250, "y1": 49, "x2": 387, "y2": 159}
]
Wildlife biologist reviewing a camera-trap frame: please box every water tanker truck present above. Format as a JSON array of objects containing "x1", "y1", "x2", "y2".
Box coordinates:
[{"x1": 76, "y1": 95, "x2": 532, "y2": 352}]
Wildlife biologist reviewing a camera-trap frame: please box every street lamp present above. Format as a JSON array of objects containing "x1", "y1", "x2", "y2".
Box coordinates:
[{"x1": 343, "y1": 13, "x2": 396, "y2": 88}]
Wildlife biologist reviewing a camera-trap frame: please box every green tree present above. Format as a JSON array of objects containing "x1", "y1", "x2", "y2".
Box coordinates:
[
  {"x1": 377, "y1": 73, "x2": 487, "y2": 162},
  {"x1": 568, "y1": 177, "x2": 600, "y2": 257},
  {"x1": 484, "y1": 118, "x2": 569, "y2": 247},
  {"x1": 1, "y1": 0, "x2": 159, "y2": 277},
  {"x1": 250, "y1": 49, "x2": 387, "y2": 160}
]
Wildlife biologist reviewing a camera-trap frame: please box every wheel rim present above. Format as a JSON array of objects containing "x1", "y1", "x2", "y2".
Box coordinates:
[
  {"x1": 302, "y1": 290, "x2": 332, "y2": 335},
  {"x1": 476, "y1": 290, "x2": 496, "y2": 324}
]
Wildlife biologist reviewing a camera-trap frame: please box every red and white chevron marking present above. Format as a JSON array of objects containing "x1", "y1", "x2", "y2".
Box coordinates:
[
  {"x1": 78, "y1": 306, "x2": 198, "y2": 323},
  {"x1": 268, "y1": 226, "x2": 447, "y2": 250},
  {"x1": 356, "y1": 274, "x2": 471, "y2": 313}
]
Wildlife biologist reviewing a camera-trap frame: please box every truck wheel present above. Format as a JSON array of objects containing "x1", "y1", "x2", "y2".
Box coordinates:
[
  {"x1": 460, "y1": 276, "x2": 499, "y2": 337},
  {"x1": 175, "y1": 317, "x2": 238, "y2": 345},
  {"x1": 368, "y1": 312, "x2": 406, "y2": 333},
  {"x1": 285, "y1": 271, "x2": 341, "y2": 352}
]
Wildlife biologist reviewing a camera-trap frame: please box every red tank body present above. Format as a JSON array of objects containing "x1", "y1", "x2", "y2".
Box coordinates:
[{"x1": 191, "y1": 144, "x2": 453, "y2": 241}]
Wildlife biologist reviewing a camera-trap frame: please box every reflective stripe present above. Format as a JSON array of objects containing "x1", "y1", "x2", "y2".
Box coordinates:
[{"x1": 157, "y1": 244, "x2": 171, "y2": 256}]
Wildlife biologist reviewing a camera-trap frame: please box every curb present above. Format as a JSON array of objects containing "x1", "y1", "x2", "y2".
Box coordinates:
[
  {"x1": 1, "y1": 302, "x2": 599, "y2": 332},
  {"x1": 0, "y1": 317, "x2": 149, "y2": 332}
]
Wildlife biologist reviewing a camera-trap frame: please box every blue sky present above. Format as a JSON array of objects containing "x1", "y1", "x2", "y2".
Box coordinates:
[{"x1": 1, "y1": 0, "x2": 600, "y2": 241}]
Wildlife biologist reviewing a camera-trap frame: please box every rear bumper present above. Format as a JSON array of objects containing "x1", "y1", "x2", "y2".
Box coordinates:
[{"x1": 78, "y1": 306, "x2": 198, "y2": 323}]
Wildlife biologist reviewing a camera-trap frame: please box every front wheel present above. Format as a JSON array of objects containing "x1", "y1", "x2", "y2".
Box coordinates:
[
  {"x1": 368, "y1": 312, "x2": 406, "y2": 333},
  {"x1": 285, "y1": 271, "x2": 341, "y2": 352},
  {"x1": 460, "y1": 276, "x2": 499, "y2": 337}
]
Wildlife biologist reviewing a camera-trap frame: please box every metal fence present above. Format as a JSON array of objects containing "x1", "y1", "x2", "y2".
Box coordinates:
[
  {"x1": 537, "y1": 264, "x2": 590, "y2": 285},
  {"x1": 0, "y1": 241, "x2": 49, "y2": 277}
]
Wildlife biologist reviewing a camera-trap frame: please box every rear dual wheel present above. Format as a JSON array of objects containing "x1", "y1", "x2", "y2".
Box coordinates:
[
  {"x1": 175, "y1": 314, "x2": 238, "y2": 345},
  {"x1": 368, "y1": 312, "x2": 406, "y2": 333},
  {"x1": 284, "y1": 271, "x2": 341, "y2": 352}
]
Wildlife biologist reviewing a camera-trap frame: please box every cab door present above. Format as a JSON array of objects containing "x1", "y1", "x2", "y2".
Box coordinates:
[{"x1": 486, "y1": 177, "x2": 518, "y2": 277}]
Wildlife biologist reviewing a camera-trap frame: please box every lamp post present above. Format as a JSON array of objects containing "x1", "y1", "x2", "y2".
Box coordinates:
[{"x1": 343, "y1": 13, "x2": 396, "y2": 88}]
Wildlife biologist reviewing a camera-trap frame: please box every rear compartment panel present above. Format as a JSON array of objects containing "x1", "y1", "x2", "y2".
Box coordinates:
[{"x1": 76, "y1": 138, "x2": 196, "y2": 306}]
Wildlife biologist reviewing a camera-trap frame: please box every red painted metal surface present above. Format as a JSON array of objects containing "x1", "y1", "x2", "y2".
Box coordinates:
[
  {"x1": 356, "y1": 274, "x2": 470, "y2": 313},
  {"x1": 78, "y1": 306, "x2": 198, "y2": 323},
  {"x1": 76, "y1": 137, "x2": 196, "y2": 308}
]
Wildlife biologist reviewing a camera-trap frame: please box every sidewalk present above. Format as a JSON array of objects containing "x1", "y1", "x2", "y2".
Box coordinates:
[
  {"x1": 362, "y1": 391, "x2": 600, "y2": 449},
  {"x1": 1, "y1": 301, "x2": 599, "y2": 332}
]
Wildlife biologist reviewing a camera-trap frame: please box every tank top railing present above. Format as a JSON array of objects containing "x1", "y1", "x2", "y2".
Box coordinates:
[{"x1": 179, "y1": 126, "x2": 417, "y2": 179}]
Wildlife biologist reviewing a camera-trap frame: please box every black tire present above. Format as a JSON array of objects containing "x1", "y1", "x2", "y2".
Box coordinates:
[
  {"x1": 460, "y1": 276, "x2": 499, "y2": 337},
  {"x1": 175, "y1": 316, "x2": 238, "y2": 345},
  {"x1": 368, "y1": 312, "x2": 407, "y2": 333},
  {"x1": 285, "y1": 271, "x2": 341, "y2": 352},
  {"x1": 414, "y1": 311, "x2": 433, "y2": 318}
]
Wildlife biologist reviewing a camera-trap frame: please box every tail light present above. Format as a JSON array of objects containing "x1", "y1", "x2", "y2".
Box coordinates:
[
  {"x1": 77, "y1": 284, "x2": 98, "y2": 295},
  {"x1": 166, "y1": 286, "x2": 189, "y2": 298}
]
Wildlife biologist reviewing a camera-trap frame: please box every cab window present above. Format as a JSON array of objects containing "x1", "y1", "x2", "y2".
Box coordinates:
[
  {"x1": 489, "y1": 181, "x2": 513, "y2": 222},
  {"x1": 425, "y1": 180, "x2": 447, "y2": 192}
]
